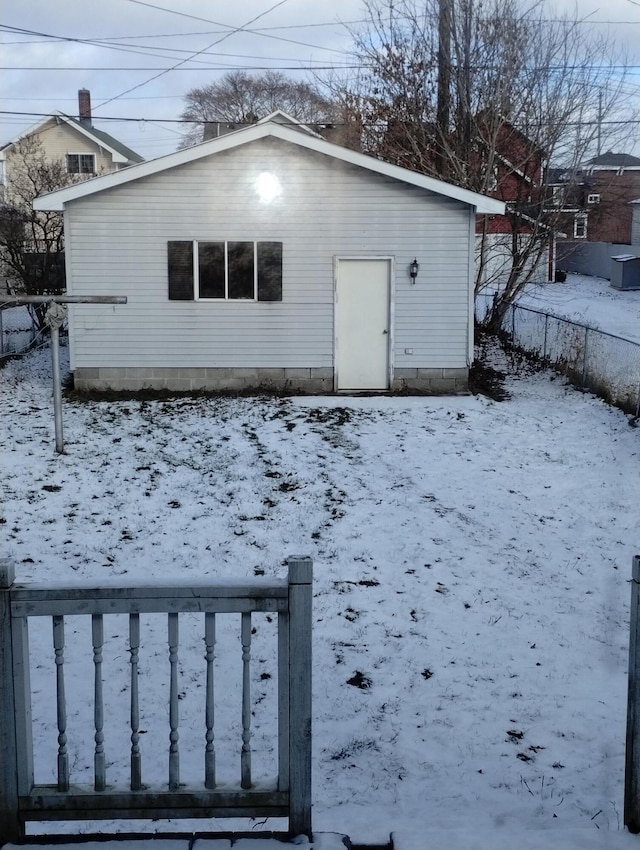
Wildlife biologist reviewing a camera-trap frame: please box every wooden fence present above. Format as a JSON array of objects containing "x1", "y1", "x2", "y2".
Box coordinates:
[{"x1": 0, "y1": 557, "x2": 312, "y2": 843}]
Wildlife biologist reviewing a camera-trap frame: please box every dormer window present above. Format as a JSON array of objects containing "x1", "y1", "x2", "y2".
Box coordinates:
[{"x1": 66, "y1": 153, "x2": 96, "y2": 175}]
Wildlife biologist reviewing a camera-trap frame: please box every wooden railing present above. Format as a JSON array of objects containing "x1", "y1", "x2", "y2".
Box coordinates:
[{"x1": 0, "y1": 557, "x2": 312, "y2": 843}]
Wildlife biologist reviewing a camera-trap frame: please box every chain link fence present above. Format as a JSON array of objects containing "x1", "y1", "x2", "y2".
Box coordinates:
[
  {"x1": 502, "y1": 302, "x2": 640, "y2": 417},
  {"x1": 0, "y1": 304, "x2": 39, "y2": 357}
]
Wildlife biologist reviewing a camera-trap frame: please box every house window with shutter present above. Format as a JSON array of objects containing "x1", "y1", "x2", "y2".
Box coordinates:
[{"x1": 168, "y1": 241, "x2": 282, "y2": 301}]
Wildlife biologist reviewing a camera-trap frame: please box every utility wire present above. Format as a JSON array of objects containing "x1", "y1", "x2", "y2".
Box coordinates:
[
  {"x1": 2, "y1": 109, "x2": 639, "y2": 129},
  {"x1": 94, "y1": 0, "x2": 293, "y2": 110},
  {"x1": 123, "y1": 0, "x2": 351, "y2": 54}
]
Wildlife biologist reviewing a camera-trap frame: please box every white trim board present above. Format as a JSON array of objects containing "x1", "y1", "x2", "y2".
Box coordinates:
[{"x1": 34, "y1": 121, "x2": 505, "y2": 215}]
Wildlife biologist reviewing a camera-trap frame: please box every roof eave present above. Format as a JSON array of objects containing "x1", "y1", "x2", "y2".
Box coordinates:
[{"x1": 33, "y1": 122, "x2": 505, "y2": 214}]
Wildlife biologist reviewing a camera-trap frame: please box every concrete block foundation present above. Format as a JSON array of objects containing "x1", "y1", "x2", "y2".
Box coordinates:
[{"x1": 72, "y1": 366, "x2": 469, "y2": 395}]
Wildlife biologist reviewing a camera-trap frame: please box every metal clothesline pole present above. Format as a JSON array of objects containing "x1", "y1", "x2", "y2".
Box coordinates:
[{"x1": 2, "y1": 295, "x2": 127, "y2": 453}]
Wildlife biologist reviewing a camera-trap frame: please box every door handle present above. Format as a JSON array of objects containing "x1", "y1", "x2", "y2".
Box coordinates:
[{"x1": 382, "y1": 329, "x2": 388, "y2": 335}]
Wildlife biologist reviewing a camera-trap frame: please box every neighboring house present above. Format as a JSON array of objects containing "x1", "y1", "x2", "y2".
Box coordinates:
[
  {"x1": 202, "y1": 115, "x2": 362, "y2": 150},
  {"x1": 545, "y1": 166, "x2": 597, "y2": 242},
  {"x1": 0, "y1": 90, "x2": 143, "y2": 201},
  {"x1": 33, "y1": 112, "x2": 503, "y2": 395},
  {"x1": 632, "y1": 198, "x2": 640, "y2": 245},
  {"x1": 0, "y1": 90, "x2": 143, "y2": 296},
  {"x1": 475, "y1": 121, "x2": 551, "y2": 285},
  {"x1": 549, "y1": 152, "x2": 640, "y2": 244}
]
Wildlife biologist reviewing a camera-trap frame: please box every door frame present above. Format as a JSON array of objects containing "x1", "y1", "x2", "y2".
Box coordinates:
[{"x1": 333, "y1": 255, "x2": 395, "y2": 392}]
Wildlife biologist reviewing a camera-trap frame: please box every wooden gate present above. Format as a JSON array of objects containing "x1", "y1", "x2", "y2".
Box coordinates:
[{"x1": 0, "y1": 557, "x2": 312, "y2": 843}]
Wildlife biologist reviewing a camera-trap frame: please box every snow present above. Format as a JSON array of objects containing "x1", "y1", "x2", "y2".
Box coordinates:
[
  {"x1": 6, "y1": 838, "x2": 342, "y2": 850},
  {"x1": 515, "y1": 274, "x2": 640, "y2": 344},
  {"x1": 1, "y1": 343, "x2": 639, "y2": 849}
]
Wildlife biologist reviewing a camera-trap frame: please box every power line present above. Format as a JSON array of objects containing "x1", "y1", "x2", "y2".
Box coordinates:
[
  {"x1": 0, "y1": 23, "x2": 351, "y2": 68},
  {"x1": 94, "y1": 0, "x2": 293, "y2": 110},
  {"x1": 2, "y1": 109, "x2": 639, "y2": 129},
  {"x1": 0, "y1": 33, "x2": 337, "y2": 63},
  {"x1": 82, "y1": 19, "x2": 368, "y2": 41},
  {"x1": 0, "y1": 20, "x2": 354, "y2": 61},
  {"x1": 122, "y1": 0, "x2": 352, "y2": 54},
  {"x1": 0, "y1": 65, "x2": 361, "y2": 71},
  {"x1": 2, "y1": 62, "x2": 639, "y2": 72}
]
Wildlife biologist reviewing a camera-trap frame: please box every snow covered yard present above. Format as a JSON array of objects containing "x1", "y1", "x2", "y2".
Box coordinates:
[
  {"x1": 1, "y1": 344, "x2": 638, "y2": 848},
  {"x1": 516, "y1": 274, "x2": 640, "y2": 344}
]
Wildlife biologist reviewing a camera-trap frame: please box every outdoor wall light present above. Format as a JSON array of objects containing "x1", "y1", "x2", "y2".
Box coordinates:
[{"x1": 409, "y1": 258, "x2": 420, "y2": 283}]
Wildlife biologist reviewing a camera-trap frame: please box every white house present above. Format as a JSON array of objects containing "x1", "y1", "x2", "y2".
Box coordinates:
[{"x1": 34, "y1": 113, "x2": 504, "y2": 394}]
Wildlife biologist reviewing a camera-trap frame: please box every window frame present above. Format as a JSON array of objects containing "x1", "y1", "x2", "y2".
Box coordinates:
[
  {"x1": 573, "y1": 214, "x2": 588, "y2": 239},
  {"x1": 66, "y1": 153, "x2": 96, "y2": 175},
  {"x1": 587, "y1": 193, "x2": 600, "y2": 205},
  {"x1": 168, "y1": 239, "x2": 283, "y2": 303},
  {"x1": 194, "y1": 240, "x2": 258, "y2": 301}
]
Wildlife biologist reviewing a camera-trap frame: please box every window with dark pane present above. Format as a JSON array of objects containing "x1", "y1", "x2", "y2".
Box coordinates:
[
  {"x1": 227, "y1": 242, "x2": 255, "y2": 299},
  {"x1": 257, "y1": 242, "x2": 282, "y2": 301},
  {"x1": 66, "y1": 153, "x2": 95, "y2": 174},
  {"x1": 198, "y1": 242, "x2": 225, "y2": 298}
]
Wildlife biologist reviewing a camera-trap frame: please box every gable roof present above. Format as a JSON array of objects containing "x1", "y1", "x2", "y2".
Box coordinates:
[
  {"x1": 33, "y1": 120, "x2": 504, "y2": 215},
  {"x1": 256, "y1": 110, "x2": 325, "y2": 139},
  {"x1": 0, "y1": 111, "x2": 143, "y2": 165},
  {"x1": 63, "y1": 115, "x2": 144, "y2": 164},
  {"x1": 586, "y1": 151, "x2": 640, "y2": 169}
]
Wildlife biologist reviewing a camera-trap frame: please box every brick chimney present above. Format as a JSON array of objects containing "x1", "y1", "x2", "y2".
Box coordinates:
[{"x1": 78, "y1": 89, "x2": 92, "y2": 125}]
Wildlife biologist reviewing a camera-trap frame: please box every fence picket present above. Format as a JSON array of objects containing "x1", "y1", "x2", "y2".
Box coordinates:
[
  {"x1": 241, "y1": 612, "x2": 252, "y2": 789},
  {"x1": 204, "y1": 612, "x2": 216, "y2": 790},
  {"x1": 92, "y1": 614, "x2": 106, "y2": 791},
  {"x1": 168, "y1": 613, "x2": 180, "y2": 791},
  {"x1": 129, "y1": 613, "x2": 141, "y2": 791},
  {"x1": 52, "y1": 616, "x2": 69, "y2": 792}
]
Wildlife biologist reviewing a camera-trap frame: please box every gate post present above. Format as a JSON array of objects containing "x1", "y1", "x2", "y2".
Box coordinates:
[
  {"x1": 626, "y1": 555, "x2": 640, "y2": 833},
  {"x1": 0, "y1": 559, "x2": 23, "y2": 843},
  {"x1": 287, "y1": 556, "x2": 313, "y2": 839}
]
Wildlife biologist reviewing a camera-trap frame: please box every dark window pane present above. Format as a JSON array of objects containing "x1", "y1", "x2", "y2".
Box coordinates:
[
  {"x1": 228, "y1": 242, "x2": 255, "y2": 299},
  {"x1": 199, "y1": 242, "x2": 225, "y2": 298},
  {"x1": 168, "y1": 241, "x2": 194, "y2": 300},
  {"x1": 257, "y1": 242, "x2": 282, "y2": 301}
]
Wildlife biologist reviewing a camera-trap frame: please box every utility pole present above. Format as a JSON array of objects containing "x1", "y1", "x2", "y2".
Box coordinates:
[
  {"x1": 597, "y1": 89, "x2": 603, "y2": 157},
  {"x1": 436, "y1": 0, "x2": 453, "y2": 179},
  {"x1": 456, "y1": 0, "x2": 472, "y2": 173}
]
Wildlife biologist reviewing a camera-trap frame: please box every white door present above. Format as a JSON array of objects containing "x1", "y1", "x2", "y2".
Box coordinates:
[{"x1": 335, "y1": 258, "x2": 390, "y2": 391}]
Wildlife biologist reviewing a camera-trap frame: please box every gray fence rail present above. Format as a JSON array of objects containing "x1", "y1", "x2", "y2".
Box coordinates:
[
  {"x1": 501, "y1": 303, "x2": 640, "y2": 417},
  {"x1": 0, "y1": 558, "x2": 313, "y2": 842}
]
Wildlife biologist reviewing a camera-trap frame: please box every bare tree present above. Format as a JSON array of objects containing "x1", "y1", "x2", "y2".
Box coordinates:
[
  {"x1": 332, "y1": 0, "x2": 633, "y2": 330},
  {"x1": 0, "y1": 137, "x2": 78, "y2": 328},
  {"x1": 179, "y1": 70, "x2": 339, "y2": 147}
]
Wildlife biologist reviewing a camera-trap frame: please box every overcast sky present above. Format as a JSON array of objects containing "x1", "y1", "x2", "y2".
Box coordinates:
[{"x1": 1, "y1": 0, "x2": 639, "y2": 161}]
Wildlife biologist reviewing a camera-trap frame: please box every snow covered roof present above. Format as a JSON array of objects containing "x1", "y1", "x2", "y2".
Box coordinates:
[{"x1": 33, "y1": 120, "x2": 505, "y2": 215}]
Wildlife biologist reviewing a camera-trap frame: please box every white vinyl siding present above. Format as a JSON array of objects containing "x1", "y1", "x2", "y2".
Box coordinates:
[{"x1": 64, "y1": 138, "x2": 472, "y2": 371}]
